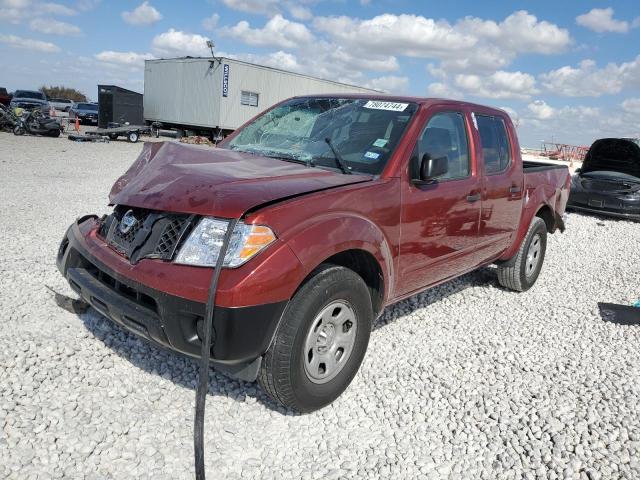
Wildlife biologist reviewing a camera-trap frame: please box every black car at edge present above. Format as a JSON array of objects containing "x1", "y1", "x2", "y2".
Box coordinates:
[{"x1": 568, "y1": 138, "x2": 640, "y2": 221}]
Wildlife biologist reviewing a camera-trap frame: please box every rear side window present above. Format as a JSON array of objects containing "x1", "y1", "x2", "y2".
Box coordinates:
[
  {"x1": 416, "y1": 112, "x2": 470, "y2": 180},
  {"x1": 476, "y1": 115, "x2": 511, "y2": 174}
]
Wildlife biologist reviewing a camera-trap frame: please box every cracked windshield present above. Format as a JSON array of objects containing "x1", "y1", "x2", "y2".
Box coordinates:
[{"x1": 224, "y1": 97, "x2": 418, "y2": 175}]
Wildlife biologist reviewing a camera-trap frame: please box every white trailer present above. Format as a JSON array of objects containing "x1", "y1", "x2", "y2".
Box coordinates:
[{"x1": 143, "y1": 57, "x2": 379, "y2": 138}]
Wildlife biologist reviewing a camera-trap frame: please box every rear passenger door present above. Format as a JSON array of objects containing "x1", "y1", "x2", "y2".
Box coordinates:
[
  {"x1": 474, "y1": 114, "x2": 523, "y2": 258},
  {"x1": 397, "y1": 109, "x2": 481, "y2": 296}
]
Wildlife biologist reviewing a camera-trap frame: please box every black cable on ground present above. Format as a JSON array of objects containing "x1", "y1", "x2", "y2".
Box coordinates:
[{"x1": 195, "y1": 219, "x2": 239, "y2": 480}]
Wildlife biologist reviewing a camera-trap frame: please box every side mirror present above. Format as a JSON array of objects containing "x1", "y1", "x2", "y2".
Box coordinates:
[{"x1": 416, "y1": 154, "x2": 448, "y2": 183}]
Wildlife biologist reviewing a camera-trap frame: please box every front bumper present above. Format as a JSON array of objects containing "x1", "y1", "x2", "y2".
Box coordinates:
[
  {"x1": 57, "y1": 217, "x2": 288, "y2": 381},
  {"x1": 568, "y1": 191, "x2": 640, "y2": 221}
]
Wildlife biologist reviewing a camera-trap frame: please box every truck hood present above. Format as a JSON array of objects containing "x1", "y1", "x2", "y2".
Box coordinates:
[{"x1": 109, "y1": 141, "x2": 372, "y2": 218}]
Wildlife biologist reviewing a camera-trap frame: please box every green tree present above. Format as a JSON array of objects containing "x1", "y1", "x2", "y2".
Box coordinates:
[{"x1": 40, "y1": 86, "x2": 88, "y2": 102}]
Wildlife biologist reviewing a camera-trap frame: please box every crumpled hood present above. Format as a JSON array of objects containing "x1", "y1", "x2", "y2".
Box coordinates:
[{"x1": 109, "y1": 142, "x2": 372, "y2": 218}]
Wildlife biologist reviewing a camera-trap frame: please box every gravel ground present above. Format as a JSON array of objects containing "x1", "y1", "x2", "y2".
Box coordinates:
[{"x1": 1, "y1": 131, "x2": 639, "y2": 480}]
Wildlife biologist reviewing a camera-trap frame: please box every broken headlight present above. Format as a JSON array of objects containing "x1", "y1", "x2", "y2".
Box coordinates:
[{"x1": 174, "y1": 217, "x2": 276, "y2": 268}]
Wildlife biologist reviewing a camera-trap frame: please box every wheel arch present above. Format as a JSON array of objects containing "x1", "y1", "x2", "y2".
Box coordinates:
[{"x1": 296, "y1": 249, "x2": 385, "y2": 317}]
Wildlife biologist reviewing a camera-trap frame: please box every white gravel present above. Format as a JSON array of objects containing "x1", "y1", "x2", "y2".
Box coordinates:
[{"x1": 1, "y1": 131, "x2": 639, "y2": 480}]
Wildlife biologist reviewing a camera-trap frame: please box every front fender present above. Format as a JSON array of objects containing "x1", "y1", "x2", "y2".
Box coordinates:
[{"x1": 282, "y1": 213, "x2": 394, "y2": 303}]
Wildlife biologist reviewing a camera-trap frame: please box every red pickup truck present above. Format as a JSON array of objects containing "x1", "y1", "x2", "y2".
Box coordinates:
[{"x1": 57, "y1": 95, "x2": 570, "y2": 412}]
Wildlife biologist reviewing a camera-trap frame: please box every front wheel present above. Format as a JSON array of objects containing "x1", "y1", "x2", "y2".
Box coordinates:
[
  {"x1": 13, "y1": 125, "x2": 25, "y2": 136},
  {"x1": 497, "y1": 216, "x2": 547, "y2": 292},
  {"x1": 127, "y1": 131, "x2": 139, "y2": 143},
  {"x1": 258, "y1": 265, "x2": 373, "y2": 412}
]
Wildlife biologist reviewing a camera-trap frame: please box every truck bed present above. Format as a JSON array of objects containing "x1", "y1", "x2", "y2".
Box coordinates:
[{"x1": 522, "y1": 160, "x2": 570, "y2": 172}]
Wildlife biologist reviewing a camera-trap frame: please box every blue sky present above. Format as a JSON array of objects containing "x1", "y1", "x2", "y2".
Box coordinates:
[{"x1": 1, "y1": 0, "x2": 639, "y2": 146}]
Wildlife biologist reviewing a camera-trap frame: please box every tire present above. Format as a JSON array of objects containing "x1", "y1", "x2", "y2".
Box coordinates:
[
  {"x1": 109, "y1": 133, "x2": 118, "y2": 140},
  {"x1": 258, "y1": 265, "x2": 373, "y2": 413},
  {"x1": 497, "y1": 216, "x2": 547, "y2": 292},
  {"x1": 127, "y1": 131, "x2": 139, "y2": 143},
  {"x1": 13, "y1": 125, "x2": 25, "y2": 136},
  {"x1": 48, "y1": 129, "x2": 61, "y2": 138}
]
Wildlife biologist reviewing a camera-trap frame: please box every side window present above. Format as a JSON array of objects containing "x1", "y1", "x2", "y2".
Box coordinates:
[
  {"x1": 417, "y1": 112, "x2": 470, "y2": 180},
  {"x1": 241, "y1": 91, "x2": 259, "y2": 107},
  {"x1": 476, "y1": 115, "x2": 511, "y2": 174}
]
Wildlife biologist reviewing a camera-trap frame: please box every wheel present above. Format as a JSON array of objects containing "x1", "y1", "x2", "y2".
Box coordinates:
[
  {"x1": 13, "y1": 125, "x2": 25, "y2": 136},
  {"x1": 109, "y1": 133, "x2": 118, "y2": 140},
  {"x1": 497, "y1": 217, "x2": 547, "y2": 292},
  {"x1": 127, "y1": 131, "x2": 139, "y2": 143},
  {"x1": 258, "y1": 265, "x2": 373, "y2": 413},
  {"x1": 47, "y1": 129, "x2": 61, "y2": 137}
]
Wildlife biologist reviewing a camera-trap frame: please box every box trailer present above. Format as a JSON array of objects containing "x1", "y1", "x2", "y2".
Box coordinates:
[
  {"x1": 98, "y1": 85, "x2": 143, "y2": 129},
  {"x1": 143, "y1": 57, "x2": 379, "y2": 137}
]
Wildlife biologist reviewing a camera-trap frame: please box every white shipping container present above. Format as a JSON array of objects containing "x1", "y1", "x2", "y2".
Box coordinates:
[{"x1": 144, "y1": 57, "x2": 379, "y2": 133}]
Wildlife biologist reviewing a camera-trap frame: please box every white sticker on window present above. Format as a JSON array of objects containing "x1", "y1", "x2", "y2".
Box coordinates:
[
  {"x1": 364, "y1": 151, "x2": 380, "y2": 160},
  {"x1": 372, "y1": 138, "x2": 388, "y2": 148},
  {"x1": 471, "y1": 112, "x2": 478, "y2": 130},
  {"x1": 363, "y1": 101, "x2": 408, "y2": 112}
]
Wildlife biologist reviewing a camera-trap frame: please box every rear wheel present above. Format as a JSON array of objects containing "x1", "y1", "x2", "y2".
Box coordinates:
[
  {"x1": 258, "y1": 265, "x2": 373, "y2": 412},
  {"x1": 127, "y1": 131, "x2": 139, "y2": 143},
  {"x1": 497, "y1": 217, "x2": 547, "y2": 292},
  {"x1": 109, "y1": 133, "x2": 118, "y2": 140}
]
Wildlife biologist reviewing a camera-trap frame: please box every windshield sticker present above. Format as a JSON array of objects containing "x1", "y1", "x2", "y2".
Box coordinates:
[
  {"x1": 363, "y1": 101, "x2": 408, "y2": 112},
  {"x1": 372, "y1": 138, "x2": 388, "y2": 148},
  {"x1": 364, "y1": 151, "x2": 380, "y2": 160}
]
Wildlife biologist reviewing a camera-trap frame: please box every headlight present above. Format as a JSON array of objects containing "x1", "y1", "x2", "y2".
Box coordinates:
[{"x1": 175, "y1": 217, "x2": 276, "y2": 268}]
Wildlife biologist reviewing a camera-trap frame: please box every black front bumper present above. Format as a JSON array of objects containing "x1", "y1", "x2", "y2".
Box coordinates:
[
  {"x1": 57, "y1": 218, "x2": 287, "y2": 381},
  {"x1": 568, "y1": 191, "x2": 640, "y2": 221}
]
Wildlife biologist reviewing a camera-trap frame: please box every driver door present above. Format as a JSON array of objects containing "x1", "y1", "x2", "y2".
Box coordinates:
[{"x1": 397, "y1": 109, "x2": 482, "y2": 296}]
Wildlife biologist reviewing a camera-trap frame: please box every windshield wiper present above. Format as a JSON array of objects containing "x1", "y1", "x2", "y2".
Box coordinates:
[{"x1": 324, "y1": 138, "x2": 351, "y2": 174}]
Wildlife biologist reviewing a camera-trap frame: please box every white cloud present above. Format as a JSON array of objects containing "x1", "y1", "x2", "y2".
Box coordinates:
[
  {"x1": 41, "y1": 2, "x2": 76, "y2": 15},
  {"x1": 221, "y1": 0, "x2": 313, "y2": 20},
  {"x1": 363, "y1": 75, "x2": 409, "y2": 93},
  {"x1": 576, "y1": 8, "x2": 629, "y2": 34},
  {"x1": 314, "y1": 10, "x2": 570, "y2": 73},
  {"x1": 288, "y1": 4, "x2": 312, "y2": 20},
  {"x1": 539, "y1": 56, "x2": 640, "y2": 97},
  {"x1": 122, "y1": 1, "x2": 162, "y2": 26},
  {"x1": 0, "y1": 33, "x2": 60, "y2": 52},
  {"x1": 220, "y1": 14, "x2": 314, "y2": 49},
  {"x1": 76, "y1": 0, "x2": 100, "y2": 11},
  {"x1": 454, "y1": 70, "x2": 538, "y2": 100},
  {"x1": 94, "y1": 50, "x2": 154, "y2": 67},
  {"x1": 527, "y1": 100, "x2": 555, "y2": 120},
  {"x1": 30, "y1": 18, "x2": 81, "y2": 35},
  {"x1": 202, "y1": 13, "x2": 219, "y2": 31},
  {"x1": 152, "y1": 29, "x2": 211, "y2": 57},
  {"x1": 622, "y1": 98, "x2": 640, "y2": 114},
  {"x1": 314, "y1": 14, "x2": 477, "y2": 58},
  {"x1": 427, "y1": 82, "x2": 464, "y2": 99}
]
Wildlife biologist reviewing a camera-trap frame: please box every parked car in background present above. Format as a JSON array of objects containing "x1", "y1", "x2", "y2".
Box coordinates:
[
  {"x1": 57, "y1": 95, "x2": 571, "y2": 413},
  {"x1": 568, "y1": 138, "x2": 640, "y2": 221},
  {"x1": 49, "y1": 98, "x2": 75, "y2": 112},
  {"x1": 69, "y1": 102, "x2": 98, "y2": 124},
  {"x1": 0, "y1": 88, "x2": 12, "y2": 106},
  {"x1": 10, "y1": 90, "x2": 48, "y2": 111}
]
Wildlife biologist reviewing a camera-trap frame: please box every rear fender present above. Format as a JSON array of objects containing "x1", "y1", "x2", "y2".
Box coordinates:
[{"x1": 498, "y1": 184, "x2": 560, "y2": 261}]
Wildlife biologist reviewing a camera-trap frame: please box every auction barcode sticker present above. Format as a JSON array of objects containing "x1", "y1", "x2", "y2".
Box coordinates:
[{"x1": 363, "y1": 101, "x2": 408, "y2": 112}]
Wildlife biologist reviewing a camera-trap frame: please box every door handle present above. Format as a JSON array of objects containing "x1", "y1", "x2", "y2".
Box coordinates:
[
  {"x1": 466, "y1": 193, "x2": 481, "y2": 202},
  {"x1": 509, "y1": 186, "x2": 522, "y2": 194}
]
